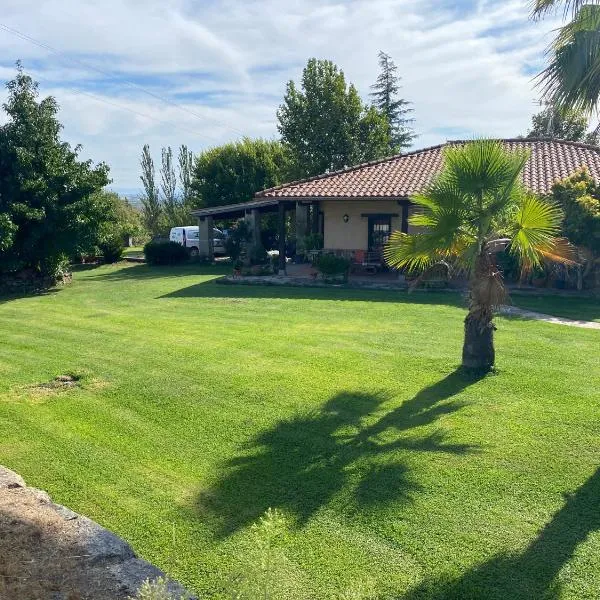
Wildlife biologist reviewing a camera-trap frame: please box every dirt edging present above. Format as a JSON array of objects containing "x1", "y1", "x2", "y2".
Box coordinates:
[{"x1": 0, "y1": 466, "x2": 195, "y2": 599}]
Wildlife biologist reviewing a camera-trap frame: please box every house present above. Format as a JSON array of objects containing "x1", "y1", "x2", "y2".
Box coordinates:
[{"x1": 191, "y1": 139, "x2": 600, "y2": 271}]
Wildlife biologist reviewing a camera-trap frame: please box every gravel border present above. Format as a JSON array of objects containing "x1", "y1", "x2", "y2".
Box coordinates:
[
  {"x1": 0, "y1": 466, "x2": 195, "y2": 599},
  {"x1": 499, "y1": 306, "x2": 600, "y2": 330}
]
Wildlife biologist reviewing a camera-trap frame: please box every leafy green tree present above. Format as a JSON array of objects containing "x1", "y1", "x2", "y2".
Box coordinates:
[
  {"x1": 384, "y1": 140, "x2": 574, "y2": 371},
  {"x1": 192, "y1": 138, "x2": 291, "y2": 208},
  {"x1": 277, "y1": 58, "x2": 390, "y2": 177},
  {"x1": 525, "y1": 105, "x2": 599, "y2": 144},
  {"x1": 140, "y1": 144, "x2": 163, "y2": 236},
  {"x1": 0, "y1": 64, "x2": 109, "y2": 276},
  {"x1": 534, "y1": 1, "x2": 600, "y2": 113},
  {"x1": 94, "y1": 190, "x2": 146, "y2": 246},
  {"x1": 370, "y1": 50, "x2": 415, "y2": 153},
  {"x1": 551, "y1": 168, "x2": 600, "y2": 286}
]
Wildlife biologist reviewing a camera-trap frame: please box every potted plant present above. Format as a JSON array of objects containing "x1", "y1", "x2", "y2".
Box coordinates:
[
  {"x1": 316, "y1": 254, "x2": 350, "y2": 283},
  {"x1": 233, "y1": 259, "x2": 243, "y2": 277},
  {"x1": 527, "y1": 264, "x2": 546, "y2": 288}
]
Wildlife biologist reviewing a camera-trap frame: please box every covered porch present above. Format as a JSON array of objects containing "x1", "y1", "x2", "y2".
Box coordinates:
[
  {"x1": 191, "y1": 198, "x2": 321, "y2": 274},
  {"x1": 190, "y1": 197, "x2": 411, "y2": 274}
]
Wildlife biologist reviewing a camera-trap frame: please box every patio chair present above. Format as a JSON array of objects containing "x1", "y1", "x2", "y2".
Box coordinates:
[{"x1": 352, "y1": 249, "x2": 381, "y2": 274}]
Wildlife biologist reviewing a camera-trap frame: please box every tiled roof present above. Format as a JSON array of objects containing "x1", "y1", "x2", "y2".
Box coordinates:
[{"x1": 256, "y1": 139, "x2": 600, "y2": 199}]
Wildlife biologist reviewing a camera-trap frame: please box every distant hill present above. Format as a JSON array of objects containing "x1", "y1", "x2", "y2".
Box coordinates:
[
  {"x1": 123, "y1": 194, "x2": 143, "y2": 210},
  {"x1": 106, "y1": 186, "x2": 143, "y2": 210}
]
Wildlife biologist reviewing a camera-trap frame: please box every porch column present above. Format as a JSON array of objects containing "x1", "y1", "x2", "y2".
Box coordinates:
[
  {"x1": 401, "y1": 203, "x2": 409, "y2": 233},
  {"x1": 296, "y1": 202, "x2": 309, "y2": 239},
  {"x1": 278, "y1": 201, "x2": 286, "y2": 275},
  {"x1": 246, "y1": 208, "x2": 261, "y2": 248},
  {"x1": 295, "y1": 202, "x2": 308, "y2": 261},
  {"x1": 311, "y1": 202, "x2": 320, "y2": 234},
  {"x1": 197, "y1": 216, "x2": 214, "y2": 260}
]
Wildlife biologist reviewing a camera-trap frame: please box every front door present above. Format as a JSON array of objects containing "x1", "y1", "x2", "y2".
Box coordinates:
[{"x1": 368, "y1": 215, "x2": 392, "y2": 251}]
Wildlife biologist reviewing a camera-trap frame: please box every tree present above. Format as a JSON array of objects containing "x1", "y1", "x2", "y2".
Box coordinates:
[
  {"x1": 384, "y1": 140, "x2": 574, "y2": 371},
  {"x1": 178, "y1": 144, "x2": 195, "y2": 209},
  {"x1": 551, "y1": 168, "x2": 600, "y2": 287},
  {"x1": 94, "y1": 190, "x2": 146, "y2": 246},
  {"x1": 277, "y1": 58, "x2": 390, "y2": 178},
  {"x1": 139, "y1": 144, "x2": 163, "y2": 236},
  {"x1": 525, "y1": 105, "x2": 599, "y2": 144},
  {"x1": 192, "y1": 138, "x2": 291, "y2": 208},
  {"x1": 159, "y1": 145, "x2": 189, "y2": 227},
  {"x1": 370, "y1": 50, "x2": 415, "y2": 153},
  {"x1": 160, "y1": 146, "x2": 177, "y2": 222},
  {"x1": 534, "y1": 1, "x2": 600, "y2": 113},
  {"x1": 0, "y1": 64, "x2": 109, "y2": 277}
]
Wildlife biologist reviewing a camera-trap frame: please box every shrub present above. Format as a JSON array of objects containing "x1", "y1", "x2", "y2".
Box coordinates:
[
  {"x1": 99, "y1": 235, "x2": 124, "y2": 263},
  {"x1": 143, "y1": 241, "x2": 188, "y2": 266},
  {"x1": 270, "y1": 253, "x2": 280, "y2": 271},
  {"x1": 296, "y1": 233, "x2": 324, "y2": 260},
  {"x1": 248, "y1": 242, "x2": 269, "y2": 265},
  {"x1": 316, "y1": 254, "x2": 350, "y2": 280},
  {"x1": 225, "y1": 220, "x2": 251, "y2": 262}
]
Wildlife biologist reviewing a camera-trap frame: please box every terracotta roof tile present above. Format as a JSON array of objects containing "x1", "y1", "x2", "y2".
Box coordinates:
[{"x1": 256, "y1": 139, "x2": 600, "y2": 199}]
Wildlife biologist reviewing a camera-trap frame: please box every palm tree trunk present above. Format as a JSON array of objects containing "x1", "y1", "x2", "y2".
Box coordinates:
[
  {"x1": 461, "y1": 253, "x2": 499, "y2": 371},
  {"x1": 462, "y1": 310, "x2": 495, "y2": 370}
]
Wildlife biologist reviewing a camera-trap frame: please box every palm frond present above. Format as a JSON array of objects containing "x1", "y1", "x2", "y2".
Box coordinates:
[
  {"x1": 531, "y1": 0, "x2": 600, "y2": 19},
  {"x1": 471, "y1": 266, "x2": 508, "y2": 310},
  {"x1": 508, "y1": 195, "x2": 575, "y2": 271},
  {"x1": 538, "y1": 5, "x2": 600, "y2": 113},
  {"x1": 384, "y1": 140, "x2": 532, "y2": 278},
  {"x1": 442, "y1": 140, "x2": 529, "y2": 207},
  {"x1": 383, "y1": 232, "x2": 441, "y2": 272},
  {"x1": 538, "y1": 236, "x2": 579, "y2": 264}
]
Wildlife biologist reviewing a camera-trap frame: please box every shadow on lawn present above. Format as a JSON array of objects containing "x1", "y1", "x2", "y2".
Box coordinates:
[
  {"x1": 84, "y1": 263, "x2": 230, "y2": 282},
  {"x1": 195, "y1": 368, "x2": 483, "y2": 537},
  {"x1": 161, "y1": 278, "x2": 467, "y2": 306},
  {"x1": 402, "y1": 466, "x2": 600, "y2": 600}
]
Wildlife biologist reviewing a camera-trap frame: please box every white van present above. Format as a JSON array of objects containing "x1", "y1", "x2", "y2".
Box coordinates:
[{"x1": 169, "y1": 226, "x2": 226, "y2": 256}]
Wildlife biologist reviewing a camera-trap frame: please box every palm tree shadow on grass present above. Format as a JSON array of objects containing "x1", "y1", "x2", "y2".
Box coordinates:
[
  {"x1": 402, "y1": 466, "x2": 600, "y2": 600},
  {"x1": 194, "y1": 368, "x2": 485, "y2": 538}
]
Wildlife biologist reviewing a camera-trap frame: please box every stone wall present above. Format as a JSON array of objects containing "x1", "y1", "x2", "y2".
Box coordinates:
[{"x1": 0, "y1": 466, "x2": 194, "y2": 600}]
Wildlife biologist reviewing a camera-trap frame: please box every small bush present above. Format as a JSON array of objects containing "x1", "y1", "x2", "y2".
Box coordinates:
[
  {"x1": 316, "y1": 254, "x2": 350, "y2": 280},
  {"x1": 99, "y1": 236, "x2": 124, "y2": 263},
  {"x1": 225, "y1": 221, "x2": 251, "y2": 262},
  {"x1": 296, "y1": 233, "x2": 324, "y2": 261},
  {"x1": 144, "y1": 241, "x2": 189, "y2": 266},
  {"x1": 248, "y1": 242, "x2": 269, "y2": 265}
]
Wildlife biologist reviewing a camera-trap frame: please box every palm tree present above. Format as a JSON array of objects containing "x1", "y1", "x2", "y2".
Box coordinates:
[
  {"x1": 384, "y1": 140, "x2": 574, "y2": 371},
  {"x1": 534, "y1": 0, "x2": 600, "y2": 112}
]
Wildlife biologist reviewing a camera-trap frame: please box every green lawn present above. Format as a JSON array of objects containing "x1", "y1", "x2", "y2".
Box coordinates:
[
  {"x1": 122, "y1": 245, "x2": 145, "y2": 258},
  {"x1": 0, "y1": 263, "x2": 599, "y2": 599},
  {"x1": 510, "y1": 293, "x2": 600, "y2": 323}
]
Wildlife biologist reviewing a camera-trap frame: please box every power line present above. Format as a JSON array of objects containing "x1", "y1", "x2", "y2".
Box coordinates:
[
  {"x1": 33, "y1": 72, "x2": 222, "y2": 144},
  {"x1": 0, "y1": 22, "x2": 247, "y2": 138}
]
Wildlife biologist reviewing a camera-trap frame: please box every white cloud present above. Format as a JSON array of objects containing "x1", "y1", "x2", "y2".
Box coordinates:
[{"x1": 0, "y1": 0, "x2": 566, "y2": 191}]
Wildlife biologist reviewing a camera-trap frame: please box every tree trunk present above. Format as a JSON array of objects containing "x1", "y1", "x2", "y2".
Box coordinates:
[
  {"x1": 462, "y1": 311, "x2": 495, "y2": 371},
  {"x1": 461, "y1": 252, "x2": 502, "y2": 371}
]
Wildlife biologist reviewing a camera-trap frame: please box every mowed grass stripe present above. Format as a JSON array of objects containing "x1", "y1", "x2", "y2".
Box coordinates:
[{"x1": 0, "y1": 263, "x2": 599, "y2": 599}]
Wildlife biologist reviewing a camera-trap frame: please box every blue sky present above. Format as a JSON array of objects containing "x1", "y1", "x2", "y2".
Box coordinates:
[{"x1": 0, "y1": 0, "x2": 565, "y2": 194}]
